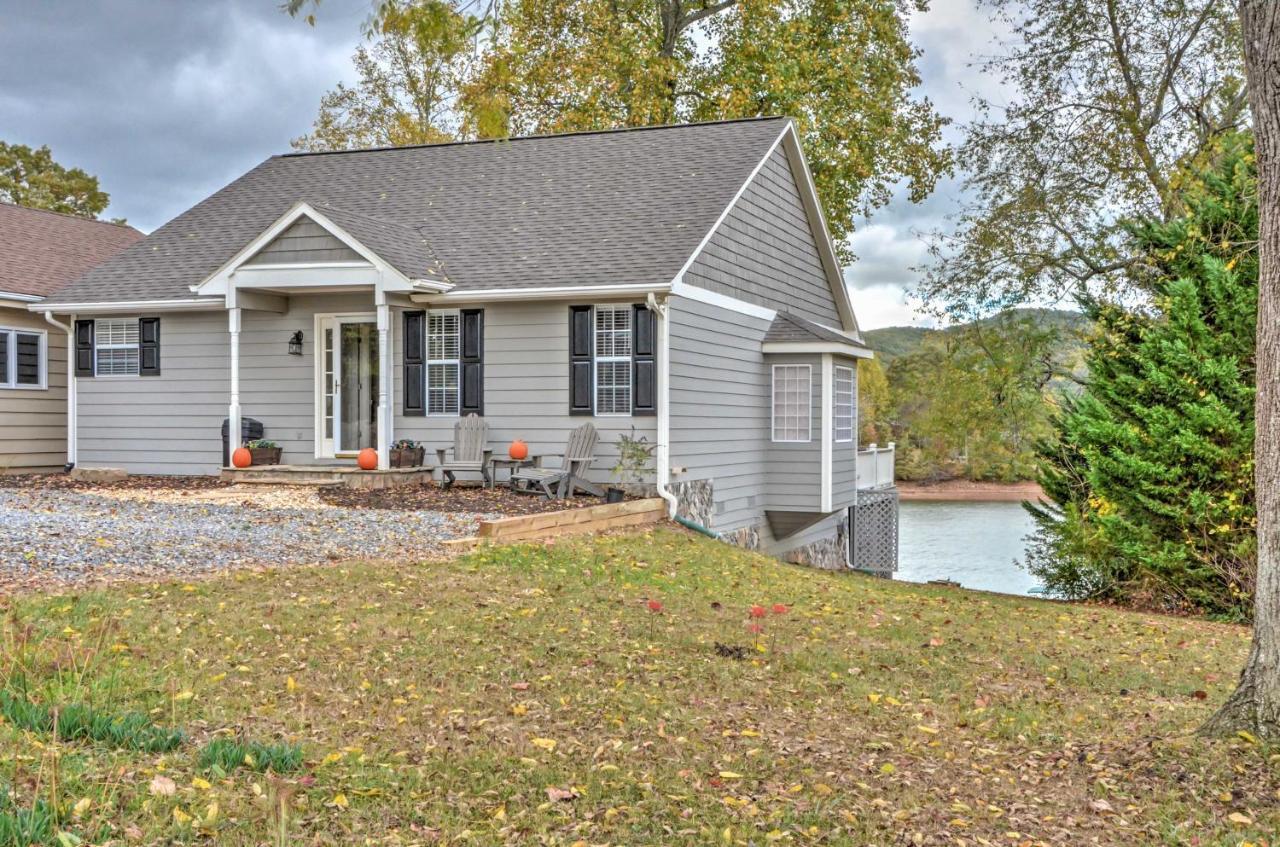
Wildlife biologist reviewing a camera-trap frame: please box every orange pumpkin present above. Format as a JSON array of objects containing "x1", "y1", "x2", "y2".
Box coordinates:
[
  {"x1": 357, "y1": 447, "x2": 379, "y2": 470},
  {"x1": 509, "y1": 439, "x2": 529, "y2": 460},
  {"x1": 231, "y1": 447, "x2": 252, "y2": 468}
]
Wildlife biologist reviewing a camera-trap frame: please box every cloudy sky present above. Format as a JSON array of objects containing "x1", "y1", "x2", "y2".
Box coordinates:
[{"x1": 0, "y1": 0, "x2": 1003, "y2": 329}]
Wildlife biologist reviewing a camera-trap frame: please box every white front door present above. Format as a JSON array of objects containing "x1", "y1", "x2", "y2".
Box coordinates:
[{"x1": 318, "y1": 315, "x2": 379, "y2": 457}]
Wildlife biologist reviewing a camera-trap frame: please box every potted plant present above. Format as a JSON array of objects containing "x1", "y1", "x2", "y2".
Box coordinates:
[
  {"x1": 390, "y1": 438, "x2": 426, "y2": 468},
  {"x1": 608, "y1": 427, "x2": 656, "y2": 503},
  {"x1": 246, "y1": 439, "x2": 282, "y2": 466}
]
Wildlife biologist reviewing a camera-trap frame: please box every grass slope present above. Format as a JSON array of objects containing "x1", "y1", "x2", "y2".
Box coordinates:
[{"x1": 0, "y1": 529, "x2": 1273, "y2": 845}]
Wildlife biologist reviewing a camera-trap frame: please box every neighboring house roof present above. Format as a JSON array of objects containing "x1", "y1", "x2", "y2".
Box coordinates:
[
  {"x1": 43, "y1": 117, "x2": 793, "y2": 306},
  {"x1": 0, "y1": 203, "x2": 142, "y2": 299},
  {"x1": 765, "y1": 311, "x2": 869, "y2": 349}
]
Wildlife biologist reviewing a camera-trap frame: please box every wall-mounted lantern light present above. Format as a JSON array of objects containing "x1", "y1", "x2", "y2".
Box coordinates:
[{"x1": 288, "y1": 330, "x2": 304, "y2": 356}]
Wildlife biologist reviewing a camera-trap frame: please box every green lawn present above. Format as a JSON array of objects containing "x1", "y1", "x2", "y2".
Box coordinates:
[{"x1": 1, "y1": 528, "x2": 1274, "y2": 845}]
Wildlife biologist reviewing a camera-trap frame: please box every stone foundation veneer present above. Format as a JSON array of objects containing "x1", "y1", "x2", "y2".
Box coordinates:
[
  {"x1": 783, "y1": 514, "x2": 850, "y2": 570},
  {"x1": 669, "y1": 479, "x2": 715, "y2": 527}
]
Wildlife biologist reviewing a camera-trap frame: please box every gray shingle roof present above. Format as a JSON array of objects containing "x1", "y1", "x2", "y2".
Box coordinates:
[
  {"x1": 0, "y1": 203, "x2": 142, "y2": 298},
  {"x1": 765, "y1": 311, "x2": 869, "y2": 348},
  {"x1": 43, "y1": 118, "x2": 790, "y2": 305}
]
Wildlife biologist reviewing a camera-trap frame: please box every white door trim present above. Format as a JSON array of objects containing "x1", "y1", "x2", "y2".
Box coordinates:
[{"x1": 313, "y1": 311, "x2": 377, "y2": 459}]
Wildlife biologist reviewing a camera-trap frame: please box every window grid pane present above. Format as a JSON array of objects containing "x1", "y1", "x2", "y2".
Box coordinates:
[
  {"x1": 772, "y1": 365, "x2": 811, "y2": 442},
  {"x1": 426, "y1": 311, "x2": 461, "y2": 415},
  {"x1": 427, "y1": 363, "x2": 460, "y2": 414},
  {"x1": 95, "y1": 318, "x2": 140, "y2": 376},
  {"x1": 834, "y1": 366, "x2": 854, "y2": 442},
  {"x1": 594, "y1": 305, "x2": 632, "y2": 415},
  {"x1": 596, "y1": 360, "x2": 631, "y2": 415}
]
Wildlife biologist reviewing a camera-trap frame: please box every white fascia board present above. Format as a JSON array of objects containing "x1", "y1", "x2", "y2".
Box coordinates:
[
  {"x1": 669, "y1": 278, "x2": 776, "y2": 321},
  {"x1": 28, "y1": 298, "x2": 222, "y2": 315},
  {"x1": 231, "y1": 265, "x2": 383, "y2": 290},
  {"x1": 411, "y1": 282, "x2": 671, "y2": 304},
  {"x1": 762, "y1": 340, "x2": 874, "y2": 359},
  {"x1": 0, "y1": 291, "x2": 44, "y2": 305},
  {"x1": 193, "y1": 201, "x2": 416, "y2": 296},
  {"x1": 778, "y1": 126, "x2": 862, "y2": 340}
]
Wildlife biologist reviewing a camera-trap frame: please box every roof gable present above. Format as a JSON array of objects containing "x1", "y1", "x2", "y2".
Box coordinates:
[{"x1": 243, "y1": 215, "x2": 363, "y2": 265}]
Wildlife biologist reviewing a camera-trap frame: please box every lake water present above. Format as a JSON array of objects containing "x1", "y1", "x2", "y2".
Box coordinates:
[{"x1": 895, "y1": 500, "x2": 1043, "y2": 596}]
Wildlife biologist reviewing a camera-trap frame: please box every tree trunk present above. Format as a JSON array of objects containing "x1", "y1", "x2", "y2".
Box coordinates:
[{"x1": 1203, "y1": 0, "x2": 1280, "y2": 737}]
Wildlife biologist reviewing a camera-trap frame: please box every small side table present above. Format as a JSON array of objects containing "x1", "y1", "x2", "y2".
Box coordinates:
[{"x1": 489, "y1": 457, "x2": 534, "y2": 489}]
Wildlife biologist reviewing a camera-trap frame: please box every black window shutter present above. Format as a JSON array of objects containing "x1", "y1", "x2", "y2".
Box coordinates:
[
  {"x1": 632, "y1": 304, "x2": 656, "y2": 415},
  {"x1": 569, "y1": 305, "x2": 594, "y2": 415},
  {"x1": 15, "y1": 333, "x2": 41, "y2": 385},
  {"x1": 460, "y1": 308, "x2": 484, "y2": 415},
  {"x1": 139, "y1": 317, "x2": 161, "y2": 376},
  {"x1": 403, "y1": 310, "x2": 425, "y2": 416},
  {"x1": 74, "y1": 319, "x2": 95, "y2": 377},
  {"x1": 0, "y1": 332, "x2": 8, "y2": 383}
]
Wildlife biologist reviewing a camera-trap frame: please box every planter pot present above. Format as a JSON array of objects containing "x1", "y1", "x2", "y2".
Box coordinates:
[
  {"x1": 249, "y1": 447, "x2": 282, "y2": 466},
  {"x1": 605, "y1": 487, "x2": 626, "y2": 504},
  {"x1": 390, "y1": 446, "x2": 426, "y2": 468}
]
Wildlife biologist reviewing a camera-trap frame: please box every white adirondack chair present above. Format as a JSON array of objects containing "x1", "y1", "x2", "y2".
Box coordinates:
[
  {"x1": 437, "y1": 414, "x2": 492, "y2": 489},
  {"x1": 510, "y1": 422, "x2": 602, "y2": 499}
]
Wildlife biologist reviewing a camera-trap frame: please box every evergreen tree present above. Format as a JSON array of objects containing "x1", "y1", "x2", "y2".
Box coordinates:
[{"x1": 1027, "y1": 133, "x2": 1258, "y2": 618}]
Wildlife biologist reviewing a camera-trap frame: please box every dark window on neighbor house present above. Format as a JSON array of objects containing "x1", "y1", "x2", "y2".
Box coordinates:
[{"x1": 0, "y1": 328, "x2": 46, "y2": 389}]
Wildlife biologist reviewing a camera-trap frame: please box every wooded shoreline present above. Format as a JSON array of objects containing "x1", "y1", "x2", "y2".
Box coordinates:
[{"x1": 896, "y1": 480, "x2": 1046, "y2": 502}]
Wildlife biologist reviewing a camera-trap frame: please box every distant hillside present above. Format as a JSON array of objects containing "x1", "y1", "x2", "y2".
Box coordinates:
[{"x1": 863, "y1": 308, "x2": 1091, "y2": 364}]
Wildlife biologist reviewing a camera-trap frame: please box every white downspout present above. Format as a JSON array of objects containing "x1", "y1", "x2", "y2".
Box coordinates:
[
  {"x1": 43, "y1": 311, "x2": 76, "y2": 469},
  {"x1": 648, "y1": 291, "x2": 678, "y2": 518}
]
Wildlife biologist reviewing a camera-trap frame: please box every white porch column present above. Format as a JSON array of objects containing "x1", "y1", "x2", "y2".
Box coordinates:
[
  {"x1": 228, "y1": 306, "x2": 242, "y2": 466},
  {"x1": 376, "y1": 298, "x2": 391, "y2": 470}
]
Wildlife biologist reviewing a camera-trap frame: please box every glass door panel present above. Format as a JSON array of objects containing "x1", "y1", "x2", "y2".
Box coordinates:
[{"x1": 338, "y1": 321, "x2": 378, "y2": 453}]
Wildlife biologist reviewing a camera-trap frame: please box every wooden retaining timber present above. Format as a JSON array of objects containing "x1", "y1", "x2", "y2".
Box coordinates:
[{"x1": 444, "y1": 497, "x2": 667, "y2": 550}]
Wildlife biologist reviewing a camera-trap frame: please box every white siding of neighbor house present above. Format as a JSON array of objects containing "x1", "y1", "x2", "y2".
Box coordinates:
[
  {"x1": 682, "y1": 144, "x2": 842, "y2": 327},
  {"x1": 0, "y1": 306, "x2": 67, "y2": 473}
]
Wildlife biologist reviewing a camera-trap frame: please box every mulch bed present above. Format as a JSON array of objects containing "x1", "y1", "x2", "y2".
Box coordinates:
[
  {"x1": 0, "y1": 473, "x2": 231, "y2": 491},
  {"x1": 319, "y1": 483, "x2": 608, "y2": 516}
]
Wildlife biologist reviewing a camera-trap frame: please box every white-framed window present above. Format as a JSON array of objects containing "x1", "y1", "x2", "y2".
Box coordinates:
[
  {"x1": 771, "y1": 364, "x2": 811, "y2": 442},
  {"x1": 0, "y1": 327, "x2": 47, "y2": 389},
  {"x1": 834, "y1": 365, "x2": 854, "y2": 442},
  {"x1": 94, "y1": 318, "x2": 141, "y2": 376},
  {"x1": 426, "y1": 310, "x2": 460, "y2": 415},
  {"x1": 594, "y1": 305, "x2": 632, "y2": 415}
]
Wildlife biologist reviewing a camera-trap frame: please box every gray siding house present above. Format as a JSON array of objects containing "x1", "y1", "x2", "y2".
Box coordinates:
[{"x1": 34, "y1": 118, "x2": 897, "y2": 569}]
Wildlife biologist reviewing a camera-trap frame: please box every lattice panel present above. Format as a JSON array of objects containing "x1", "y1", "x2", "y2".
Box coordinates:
[{"x1": 850, "y1": 489, "x2": 899, "y2": 574}]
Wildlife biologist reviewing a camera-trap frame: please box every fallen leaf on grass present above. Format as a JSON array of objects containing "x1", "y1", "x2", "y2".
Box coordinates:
[
  {"x1": 1228, "y1": 811, "x2": 1253, "y2": 826},
  {"x1": 546, "y1": 786, "x2": 578, "y2": 802},
  {"x1": 149, "y1": 775, "x2": 177, "y2": 796},
  {"x1": 1089, "y1": 799, "x2": 1114, "y2": 814},
  {"x1": 531, "y1": 737, "x2": 557, "y2": 751}
]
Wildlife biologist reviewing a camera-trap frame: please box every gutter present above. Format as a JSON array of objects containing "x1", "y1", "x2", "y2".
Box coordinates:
[{"x1": 42, "y1": 310, "x2": 76, "y2": 470}]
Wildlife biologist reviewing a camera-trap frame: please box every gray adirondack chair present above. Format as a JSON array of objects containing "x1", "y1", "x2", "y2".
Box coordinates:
[
  {"x1": 436, "y1": 414, "x2": 493, "y2": 490},
  {"x1": 510, "y1": 422, "x2": 603, "y2": 499}
]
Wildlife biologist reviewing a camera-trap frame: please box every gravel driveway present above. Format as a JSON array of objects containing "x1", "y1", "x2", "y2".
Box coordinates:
[{"x1": 0, "y1": 485, "x2": 488, "y2": 593}]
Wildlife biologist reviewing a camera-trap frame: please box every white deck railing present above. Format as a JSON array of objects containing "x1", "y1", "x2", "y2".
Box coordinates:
[{"x1": 855, "y1": 442, "x2": 896, "y2": 490}]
